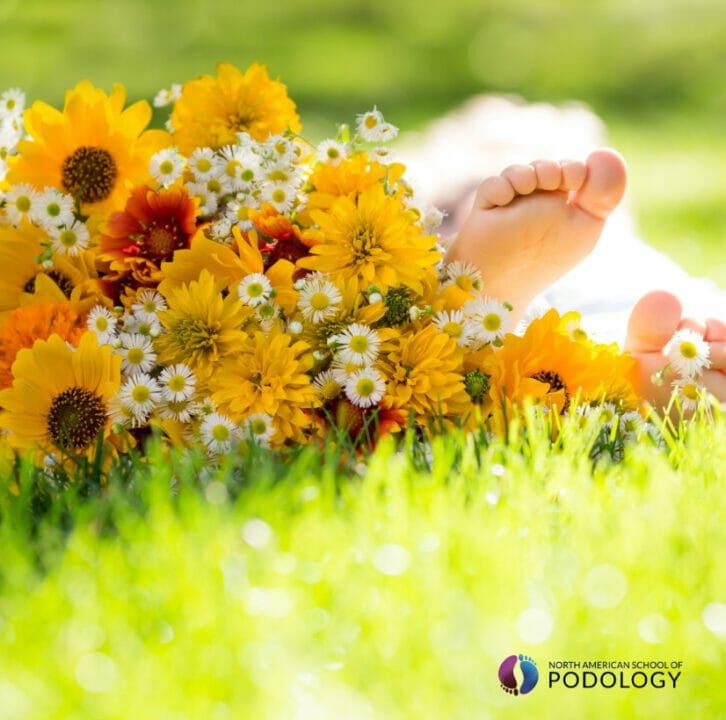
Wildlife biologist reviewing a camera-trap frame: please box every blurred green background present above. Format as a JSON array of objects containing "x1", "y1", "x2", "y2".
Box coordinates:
[{"x1": 1, "y1": 0, "x2": 725, "y2": 286}]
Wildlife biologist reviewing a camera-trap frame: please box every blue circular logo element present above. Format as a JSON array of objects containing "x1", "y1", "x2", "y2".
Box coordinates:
[{"x1": 498, "y1": 653, "x2": 539, "y2": 696}]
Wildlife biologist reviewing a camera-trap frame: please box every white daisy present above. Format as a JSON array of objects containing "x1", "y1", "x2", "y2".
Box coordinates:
[
  {"x1": 298, "y1": 277, "x2": 342, "y2": 323},
  {"x1": 3, "y1": 183, "x2": 39, "y2": 226},
  {"x1": 369, "y1": 146, "x2": 397, "y2": 165},
  {"x1": 188, "y1": 147, "x2": 221, "y2": 181},
  {"x1": 316, "y1": 139, "x2": 348, "y2": 166},
  {"x1": 208, "y1": 217, "x2": 233, "y2": 243},
  {"x1": 433, "y1": 310, "x2": 471, "y2": 346},
  {"x1": 0, "y1": 88, "x2": 25, "y2": 120},
  {"x1": 153, "y1": 83, "x2": 181, "y2": 108},
  {"x1": 108, "y1": 394, "x2": 141, "y2": 429},
  {"x1": 132, "y1": 288, "x2": 167, "y2": 319},
  {"x1": 671, "y1": 377, "x2": 704, "y2": 412},
  {"x1": 667, "y1": 329, "x2": 710, "y2": 378},
  {"x1": 238, "y1": 273, "x2": 272, "y2": 307},
  {"x1": 344, "y1": 367, "x2": 386, "y2": 408},
  {"x1": 463, "y1": 296, "x2": 511, "y2": 346},
  {"x1": 244, "y1": 413, "x2": 275, "y2": 447},
  {"x1": 200, "y1": 412, "x2": 240, "y2": 455},
  {"x1": 443, "y1": 260, "x2": 483, "y2": 293},
  {"x1": 150, "y1": 147, "x2": 186, "y2": 187},
  {"x1": 87, "y1": 306, "x2": 118, "y2": 344},
  {"x1": 117, "y1": 332, "x2": 157, "y2": 375},
  {"x1": 618, "y1": 410, "x2": 645, "y2": 441},
  {"x1": 313, "y1": 369, "x2": 343, "y2": 401},
  {"x1": 118, "y1": 372, "x2": 163, "y2": 422},
  {"x1": 596, "y1": 401, "x2": 619, "y2": 431},
  {"x1": 356, "y1": 107, "x2": 399, "y2": 143},
  {"x1": 333, "y1": 323, "x2": 381, "y2": 365},
  {"x1": 256, "y1": 300, "x2": 280, "y2": 331},
  {"x1": 122, "y1": 311, "x2": 162, "y2": 337},
  {"x1": 262, "y1": 134, "x2": 296, "y2": 164},
  {"x1": 158, "y1": 363, "x2": 196, "y2": 403},
  {"x1": 49, "y1": 222, "x2": 90, "y2": 257},
  {"x1": 225, "y1": 196, "x2": 256, "y2": 230},
  {"x1": 421, "y1": 206, "x2": 445, "y2": 233},
  {"x1": 330, "y1": 357, "x2": 367, "y2": 384},
  {"x1": 260, "y1": 181, "x2": 296, "y2": 214},
  {"x1": 158, "y1": 398, "x2": 194, "y2": 423},
  {"x1": 187, "y1": 182, "x2": 219, "y2": 217},
  {"x1": 34, "y1": 188, "x2": 75, "y2": 230}
]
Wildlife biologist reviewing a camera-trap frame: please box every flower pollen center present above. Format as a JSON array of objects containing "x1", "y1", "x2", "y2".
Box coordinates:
[
  {"x1": 61, "y1": 146, "x2": 117, "y2": 204},
  {"x1": 47, "y1": 386, "x2": 106, "y2": 452}
]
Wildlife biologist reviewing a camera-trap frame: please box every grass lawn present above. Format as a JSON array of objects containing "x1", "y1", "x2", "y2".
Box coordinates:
[{"x1": 1, "y1": 410, "x2": 725, "y2": 718}]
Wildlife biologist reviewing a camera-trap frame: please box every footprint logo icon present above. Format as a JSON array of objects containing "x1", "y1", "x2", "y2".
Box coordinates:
[{"x1": 498, "y1": 653, "x2": 539, "y2": 696}]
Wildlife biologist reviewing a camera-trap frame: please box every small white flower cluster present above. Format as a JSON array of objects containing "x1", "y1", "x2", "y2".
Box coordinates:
[
  {"x1": 237, "y1": 272, "x2": 280, "y2": 330},
  {"x1": 664, "y1": 328, "x2": 711, "y2": 411},
  {"x1": 148, "y1": 130, "x2": 308, "y2": 239},
  {"x1": 0, "y1": 88, "x2": 25, "y2": 186}
]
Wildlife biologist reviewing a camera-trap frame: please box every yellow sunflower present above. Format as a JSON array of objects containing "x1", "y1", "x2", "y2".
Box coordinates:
[
  {"x1": 0, "y1": 224, "x2": 106, "y2": 322},
  {"x1": 154, "y1": 269, "x2": 251, "y2": 386},
  {"x1": 211, "y1": 328, "x2": 318, "y2": 448},
  {"x1": 170, "y1": 62, "x2": 301, "y2": 154},
  {"x1": 490, "y1": 309, "x2": 639, "y2": 414},
  {"x1": 378, "y1": 323, "x2": 469, "y2": 424},
  {"x1": 298, "y1": 183, "x2": 441, "y2": 294},
  {"x1": 0, "y1": 332, "x2": 121, "y2": 457},
  {"x1": 7, "y1": 80, "x2": 169, "y2": 217}
]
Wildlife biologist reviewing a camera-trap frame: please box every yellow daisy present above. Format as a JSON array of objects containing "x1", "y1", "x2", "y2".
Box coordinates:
[
  {"x1": 298, "y1": 183, "x2": 441, "y2": 294},
  {"x1": 211, "y1": 329, "x2": 318, "y2": 448},
  {"x1": 0, "y1": 332, "x2": 121, "y2": 457},
  {"x1": 154, "y1": 269, "x2": 251, "y2": 385},
  {"x1": 7, "y1": 80, "x2": 169, "y2": 216},
  {"x1": 378, "y1": 323, "x2": 469, "y2": 423},
  {"x1": 171, "y1": 62, "x2": 301, "y2": 154}
]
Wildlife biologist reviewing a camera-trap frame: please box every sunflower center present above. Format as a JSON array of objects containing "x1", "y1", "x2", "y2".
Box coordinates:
[
  {"x1": 61, "y1": 146, "x2": 117, "y2": 204},
  {"x1": 228, "y1": 111, "x2": 256, "y2": 133},
  {"x1": 47, "y1": 386, "x2": 106, "y2": 452},
  {"x1": 24, "y1": 270, "x2": 75, "y2": 298}
]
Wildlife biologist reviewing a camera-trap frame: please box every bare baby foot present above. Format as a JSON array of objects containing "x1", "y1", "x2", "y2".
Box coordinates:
[
  {"x1": 625, "y1": 290, "x2": 726, "y2": 409},
  {"x1": 446, "y1": 149, "x2": 627, "y2": 322}
]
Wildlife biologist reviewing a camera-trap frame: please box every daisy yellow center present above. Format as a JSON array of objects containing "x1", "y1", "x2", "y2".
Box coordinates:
[
  {"x1": 258, "y1": 303, "x2": 276, "y2": 320},
  {"x1": 455, "y1": 275, "x2": 473, "y2": 291},
  {"x1": 47, "y1": 386, "x2": 106, "y2": 451},
  {"x1": 356, "y1": 377, "x2": 376, "y2": 397},
  {"x1": 364, "y1": 115, "x2": 378, "y2": 129},
  {"x1": 16, "y1": 195, "x2": 31, "y2": 213},
  {"x1": 442, "y1": 321, "x2": 463, "y2": 338},
  {"x1": 247, "y1": 282, "x2": 265, "y2": 298},
  {"x1": 682, "y1": 383, "x2": 699, "y2": 400},
  {"x1": 195, "y1": 158, "x2": 212, "y2": 173},
  {"x1": 249, "y1": 418, "x2": 268, "y2": 435},
  {"x1": 61, "y1": 146, "x2": 117, "y2": 204},
  {"x1": 47, "y1": 202, "x2": 61, "y2": 218},
  {"x1": 326, "y1": 147, "x2": 340, "y2": 160},
  {"x1": 320, "y1": 380, "x2": 341, "y2": 400},
  {"x1": 349, "y1": 335, "x2": 369, "y2": 353},
  {"x1": 207, "y1": 178, "x2": 222, "y2": 193},
  {"x1": 127, "y1": 347, "x2": 145, "y2": 365},
  {"x1": 132, "y1": 385, "x2": 150, "y2": 404},
  {"x1": 59, "y1": 229, "x2": 78, "y2": 248},
  {"x1": 241, "y1": 169, "x2": 255, "y2": 182},
  {"x1": 310, "y1": 292, "x2": 330, "y2": 311},
  {"x1": 225, "y1": 160, "x2": 240, "y2": 177},
  {"x1": 168, "y1": 375, "x2": 187, "y2": 392},
  {"x1": 212, "y1": 424, "x2": 230, "y2": 442},
  {"x1": 483, "y1": 313, "x2": 501, "y2": 331},
  {"x1": 159, "y1": 159, "x2": 175, "y2": 175},
  {"x1": 679, "y1": 341, "x2": 698, "y2": 359},
  {"x1": 95, "y1": 316, "x2": 109, "y2": 332},
  {"x1": 271, "y1": 189, "x2": 287, "y2": 203},
  {"x1": 143, "y1": 301, "x2": 157, "y2": 313}
]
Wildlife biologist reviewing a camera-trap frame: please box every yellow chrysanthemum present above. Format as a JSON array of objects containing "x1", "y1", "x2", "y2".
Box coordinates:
[
  {"x1": 170, "y1": 62, "x2": 301, "y2": 154},
  {"x1": 378, "y1": 323, "x2": 469, "y2": 423},
  {"x1": 0, "y1": 333, "x2": 121, "y2": 458},
  {"x1": 490, "y1": 309, "x2": 639, "y2": 414},
  {"x1": 212, "y1": 329, "x2": 318, "y2": 448},
  {"x1": 0, "y1": 224, "x2": 106, "y2": 322},
  {"x1": 299, "y1": 183, "x2": 441, "y2": 294},
  {"x1": 155, "y1": 269, "x2": 251, "y2": 385},
  {"x1": 7, "y1": 81, "x2": 169, "y2": 216}
]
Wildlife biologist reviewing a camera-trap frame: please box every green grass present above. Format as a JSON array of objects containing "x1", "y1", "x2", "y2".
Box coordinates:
[{"x1": 1, "y1": 411, "x2": 725, "y2": 719}]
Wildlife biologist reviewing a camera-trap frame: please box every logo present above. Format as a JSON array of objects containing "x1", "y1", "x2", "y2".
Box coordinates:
[{"x1": 499, "y1": 653, "x2": 539, "y2": 696}]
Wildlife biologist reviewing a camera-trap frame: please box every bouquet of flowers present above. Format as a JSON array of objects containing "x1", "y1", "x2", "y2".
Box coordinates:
[{"x1": 0, "y1": 61, "x2": 683, "y2": 469}]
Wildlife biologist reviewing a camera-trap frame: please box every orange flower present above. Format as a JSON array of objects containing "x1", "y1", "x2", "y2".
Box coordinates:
[
  {"x1": 0, "y1": 303, "x2": 86, "y2": 389},
  {"x1": 98, "y1": 184, "x2": 202, "y2": 291}
]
